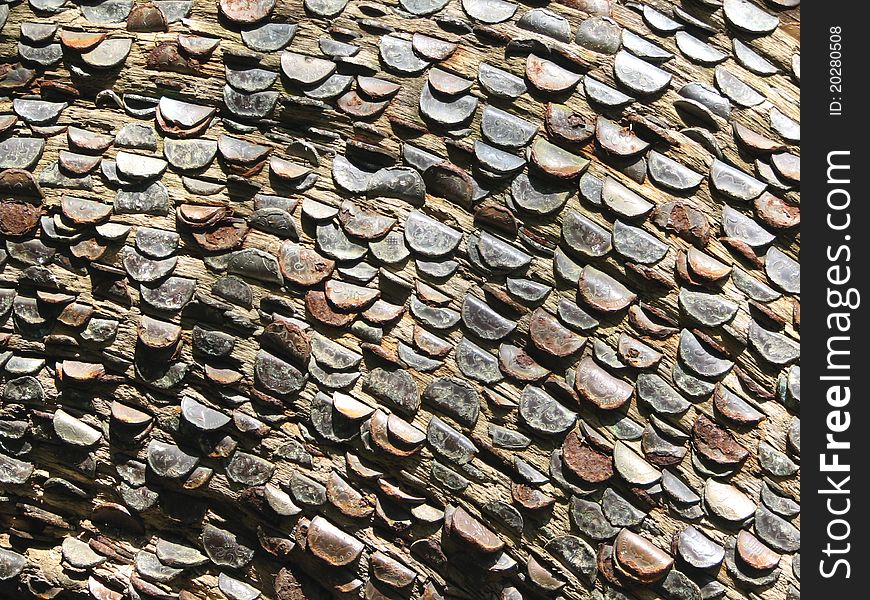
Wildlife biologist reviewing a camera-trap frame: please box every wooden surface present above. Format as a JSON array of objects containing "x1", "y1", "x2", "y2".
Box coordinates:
[{"x1": 0, "y1": 1, "x2": 799, "y2": 599}]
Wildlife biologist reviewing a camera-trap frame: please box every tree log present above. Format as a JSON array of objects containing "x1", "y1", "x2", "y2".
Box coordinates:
[{"x1": 0, "y1": 1, "x2": 799, "y2": 599}]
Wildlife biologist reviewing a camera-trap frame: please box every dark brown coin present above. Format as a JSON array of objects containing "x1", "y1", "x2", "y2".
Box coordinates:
[
  {"x1": 562, "y1": 428, "x2": 613, "y2": 483},
  {"x1": 0, "y1": 201, "x2": 41, "y2": 236},
  {"x1": 692, "y1": 415, "x2": 749, "y2": 466}
]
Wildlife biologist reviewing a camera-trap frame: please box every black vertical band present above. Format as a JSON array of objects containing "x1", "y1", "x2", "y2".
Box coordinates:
[{"x1": 804, "y1": 4, "x2": 866, "y2": 595}]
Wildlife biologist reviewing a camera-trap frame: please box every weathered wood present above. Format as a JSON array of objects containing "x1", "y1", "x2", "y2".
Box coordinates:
[{"x1": 1, "y1": 1, "x2": 799, "y2": 599}]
